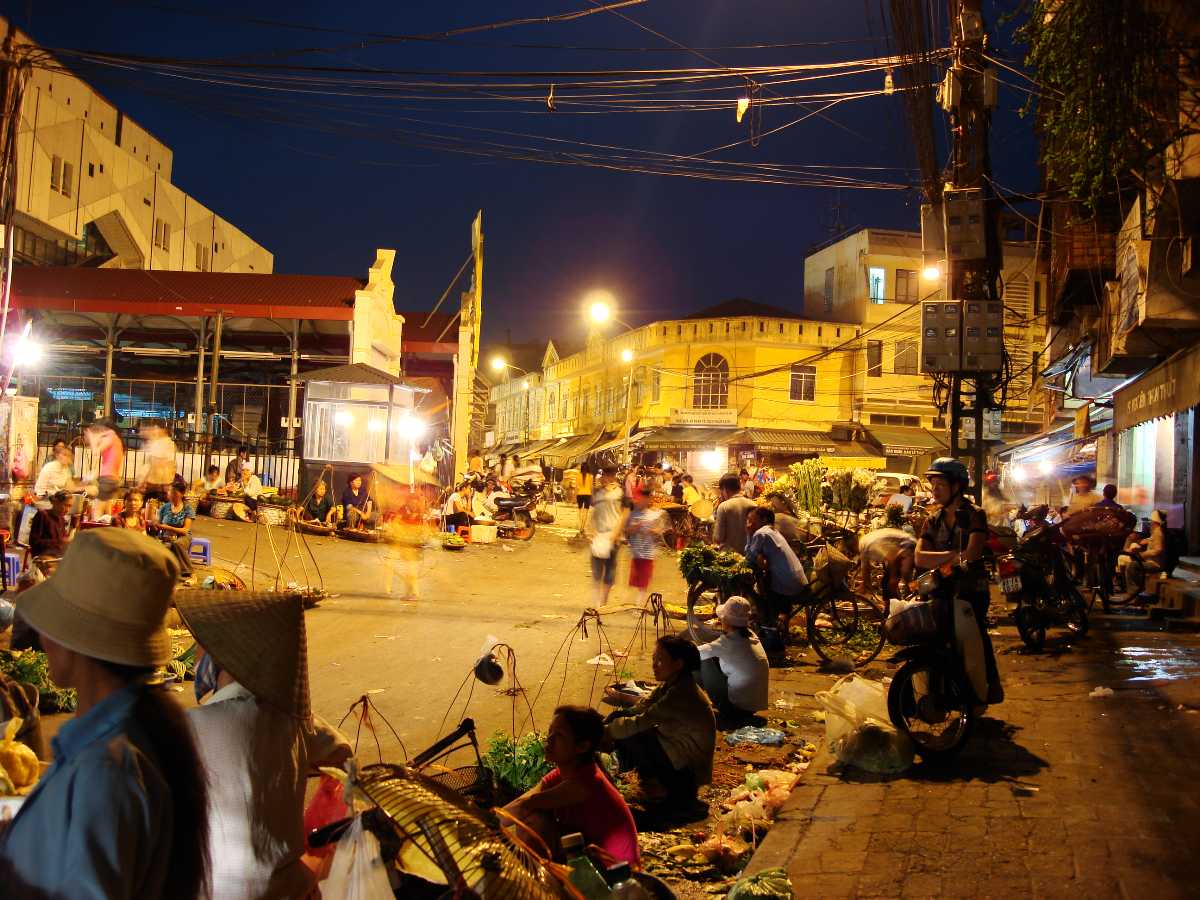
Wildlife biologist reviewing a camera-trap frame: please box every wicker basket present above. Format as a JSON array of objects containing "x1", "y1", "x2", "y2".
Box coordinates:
[
  {"x1": 256, "y1": 505, "x2": 290, "y2": 527},
  {"x1": 296, "y1": 520, "x2": 336, "y2": 537},
  {"x1": 337, "y1": 528, "x2": 385, "y2": 543},
  {"x1": 209, "y1": 500, "x2": 234, "y2": 520}
]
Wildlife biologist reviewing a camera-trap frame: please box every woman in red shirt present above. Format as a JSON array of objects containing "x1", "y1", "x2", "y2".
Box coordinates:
[{"x1": 504, "y1": 705, "x2": 640, "y2": 867}]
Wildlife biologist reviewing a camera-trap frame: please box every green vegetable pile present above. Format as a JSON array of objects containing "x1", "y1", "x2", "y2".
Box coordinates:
[
  {"x1": 0, "y1": 649, "x2": 78, "y2": 713},
  {"x1": 481, "y1": 730, "x2": 552, "y2": 796},
  {"x1": 679, "y1": 544, "x2": 754, "y2": 593},
  {"x1": 762, "y1": 460, "x2": 824, "y2": 515}
]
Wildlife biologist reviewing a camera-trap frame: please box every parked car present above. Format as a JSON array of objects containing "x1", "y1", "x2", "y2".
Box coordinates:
[{"x1": 870, "y1": 472, "x2": 924, "y2": 505}]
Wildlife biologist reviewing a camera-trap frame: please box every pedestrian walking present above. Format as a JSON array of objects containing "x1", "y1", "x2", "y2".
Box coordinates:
[
  {"x1": 587, "y1": 465, "x2": 626, "y2": 607},
  {"x1": 624, "y1": 487, "x2": 665, "y2": 607}
]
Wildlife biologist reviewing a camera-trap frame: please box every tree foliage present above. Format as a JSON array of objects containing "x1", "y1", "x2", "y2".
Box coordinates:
[{"x1": 1018, "y1": 0, "x2": 1199, "y2": 211}]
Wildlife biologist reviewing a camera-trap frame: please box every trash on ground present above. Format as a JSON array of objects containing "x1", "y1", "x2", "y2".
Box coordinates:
[
  {"x1": 586, "y1": 653, "x2": 615, "y2": 667},
  {"x1": 1089, "y1": 686, "x2": 1115, "y2": 698},
  {"x1": 724, "y1": 726, "x2": 787, "y2": 747},
  {"x1": 817, "y1": 674, "x2": 913, "y2": 774}
]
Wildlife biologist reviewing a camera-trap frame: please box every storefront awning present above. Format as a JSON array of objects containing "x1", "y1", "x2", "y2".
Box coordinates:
[
  {"x1": 513, "y1": 438, "x2": 561, "y2": 459},
  {"x1": 821, "y1": 441, "x2": 886, "y2": 468},
  {"x1": 866, "y1": 426, "x2": 948, "y2": 457},
  {"x1": 1113, "y1": 343, "x2": 1200, "y2": 432},
  {"x1": 1040, "y1": 339, "x2": 1092, "y2": 380},
  {"x1": 542, "y1": 431, "x2": 603, "y2": 466},
  {"x1": 729, "y1": 428, "x2": 837, "y2": 453},
  {"x1": 589, "y1": 432, "x2": 640, "y2": 457},
  {"x1": 637, "y1": 427, "x2": 736, "y2": 450}
]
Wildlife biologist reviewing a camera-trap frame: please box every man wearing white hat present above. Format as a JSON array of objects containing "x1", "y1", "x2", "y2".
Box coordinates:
[{"x1": 696, "y1": 597, "x2": 769, "y2": 728}]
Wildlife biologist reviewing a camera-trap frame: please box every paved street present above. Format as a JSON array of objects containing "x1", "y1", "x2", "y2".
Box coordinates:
[
  {"x1": 192, "y1": 507, "x2": 681, "y2": 759},
  {"x1": 748, "y1": 617, "x2": 1200, "y2": 899}
]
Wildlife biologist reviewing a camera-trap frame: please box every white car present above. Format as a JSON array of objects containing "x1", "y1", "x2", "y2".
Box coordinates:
[{"x1": 871, "y1": 473, "x2": 924, "y2": 504}]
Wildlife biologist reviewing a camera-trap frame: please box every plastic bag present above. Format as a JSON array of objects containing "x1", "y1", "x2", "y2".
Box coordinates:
[
  {"x1": 816, "y1": 675, "x2": 913, "y2": 774},
  {"x1": 590, "y1": 533, "x2": 613, "y2": 559},
  {"x1": 723, "y1": 726, "x2": 786, "y2": 747},
  {"x1": 304, "y1": 773, "x2": 350, "y2": 857},
  {"x1": 952, "y1": 597, "x2": 988, "y2": 704},
  {"x1": 884, "y1": 597, "x2": 938, "y2": 645},
  {"x1": 322, "y1": 814, "x2": 393, "y2": 900}
]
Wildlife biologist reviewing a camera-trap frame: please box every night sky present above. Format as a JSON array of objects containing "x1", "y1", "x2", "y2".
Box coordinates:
[{"x1": 18, "y1": 1, "x2": 1037, "y2": 342}]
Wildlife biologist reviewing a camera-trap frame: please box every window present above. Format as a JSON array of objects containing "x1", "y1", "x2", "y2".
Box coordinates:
[
  {"x1": 651, "y1": 369, "x2": 661, "y2": 402},
  {"x1": 87, "y1": 162, "x2": 94, "y2": 178},
  {"x1": 194, "y1": 242, "x2": 211, "y2": 271},
  {"x1": 867, "y1": 340, "x2": 883, "y2": 377},
  {"x1": 61, "y1": 162, "x2": 73, "y2": 198},
  {"x1": 692, "y1": 353, "x2": 729, "y2": 409},
  {"x1": 1033, "y1": 281, "x2": 1042, "y2": 317},
  {"x1": 153, "y1": 218, "x2": 171, "y2": 250},
  {"x1": 868, "y1": 266, "x2": 885, "y2": 303},
  {"x1": 894, "y1": 339, "x2": 918, "y2": 375},
  {"x1": 869, "y1": 413, "x2": 921, "y2": 427},
  {"x1": 49, "y1": 155, "x2": 62, "y2": 193},
  {"x1": 562, "y1": 392, "x2": 569, "y2": 419},
  {"x1": 895, "y1": 269, "x2": 919, "y2": 304},
  {"x1": 823, "y1": 267, "x2": 835, "y2": 312},
  {"x1": 789, "y1": 364, "x2": 816, "y2": 402}
]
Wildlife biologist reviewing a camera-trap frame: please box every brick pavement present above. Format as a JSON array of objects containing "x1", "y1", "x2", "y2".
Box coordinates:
[{"x1": 747, "y1": 620, "x2": 1200, "y2": 899}]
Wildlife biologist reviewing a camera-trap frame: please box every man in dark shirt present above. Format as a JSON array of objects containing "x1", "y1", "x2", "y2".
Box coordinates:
[
  {"x1": 340, "y1": 473, "x2": 375, "y2": 530},
  {"x1": 29, "y1": 491, "x2": 71, "y2": 558}
]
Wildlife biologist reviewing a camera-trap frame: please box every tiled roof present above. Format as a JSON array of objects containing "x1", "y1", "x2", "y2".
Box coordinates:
[
  {"x1": 686, "y1": 299, "x2": 802, "y2": 320},
  {"x1": 12, "y1": 267, "x2": 364, "y2": 320}
]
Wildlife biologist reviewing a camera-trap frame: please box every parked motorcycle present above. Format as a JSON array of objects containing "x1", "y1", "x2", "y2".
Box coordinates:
[
  {"x1": 886, "y1": 567, "x2": 987, "y2": 761},
  {"x1": 999, "y1": 505, "x2": 1087, "y2": 650},
  {"x1": 457, "y1": 474, "x2": 537, "y2": 541}
]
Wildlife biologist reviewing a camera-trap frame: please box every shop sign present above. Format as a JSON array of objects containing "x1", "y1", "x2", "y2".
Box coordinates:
[
  {"x1": 1074, "y1": 404, "x2": 1090, "y2": 438},
  {"x1": 1114, "y1": 345, "x2": 1200, "y2": 431},
  {"x1": 669, "y1": 407, "x2": 737, "y2": 427}
]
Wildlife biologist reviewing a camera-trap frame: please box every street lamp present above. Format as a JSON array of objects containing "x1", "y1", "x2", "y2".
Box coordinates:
[{"x1": 921, "y1": 262, "x2": 943, "y2": 281}]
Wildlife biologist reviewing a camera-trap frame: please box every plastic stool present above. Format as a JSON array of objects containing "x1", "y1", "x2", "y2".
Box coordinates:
[
  {"x1": 3, "y1": 551, "x2": 19, "y2": 587},
  {"x1": 455, "y1": 526, "x2": 472, "y2": 543},
  {"x1": 188, "y1": 537, "x2": 212, "y2": 566}
]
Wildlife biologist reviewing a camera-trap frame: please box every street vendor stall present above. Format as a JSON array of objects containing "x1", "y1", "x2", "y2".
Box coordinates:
[{"x1": 297, "y1": 363, "x2": 429, "y2": 506}]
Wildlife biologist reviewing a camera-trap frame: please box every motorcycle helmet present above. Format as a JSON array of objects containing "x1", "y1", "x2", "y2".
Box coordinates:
[{"x1": 924, "y1": 457, "x2": 970, "y2": 487}]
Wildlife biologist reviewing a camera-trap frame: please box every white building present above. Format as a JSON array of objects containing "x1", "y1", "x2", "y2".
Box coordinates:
[{"x1": 2, "y1": 18, "x2": 272, "y2": 273}]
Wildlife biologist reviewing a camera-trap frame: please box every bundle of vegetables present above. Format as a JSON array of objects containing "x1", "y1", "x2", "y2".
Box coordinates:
[
  {"x1": 728, "y1": 867, "x2": 794, "y2": 899},
  {"x1": 481, "y1": 730, "x2": 552, "y2": 795},
  {"x1": 761, "y1": 475, "x2": 798, "y2": 516},
  {"x1": 441, "y1": 533, "x2": 467, "y2": 550},
  {"x1": 678, "y1": 544, "x2": 754, "y2": 592},
  {"x1": 0, "y1": 718, "x2": 41, "y2": 796},
  {"x1": 827, "y1": 467, "x2": 876, "y2": 513},
  {"x1": 794, "y1": 459, "x2": 825, "y2": 514},
  {"x1": 0, "y1": 649, "x2": 77, "y2": 713}
]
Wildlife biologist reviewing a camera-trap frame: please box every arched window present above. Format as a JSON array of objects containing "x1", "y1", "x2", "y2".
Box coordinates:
[{"x1": 692, "y1": 353, "x2": 729, "y2": 409}]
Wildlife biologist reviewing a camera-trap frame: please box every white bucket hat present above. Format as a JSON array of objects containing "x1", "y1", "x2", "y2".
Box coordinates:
[
  {"x1": 715, "y1": 596, "x2": 753, "y2": 628},
  {"x1": 18, "y1": 528, "x2": 178, "y2": 667}
]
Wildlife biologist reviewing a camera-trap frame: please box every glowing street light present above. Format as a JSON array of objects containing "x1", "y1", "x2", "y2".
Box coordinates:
[
  {"x1": 922, "y1": 262, "x2": 943, "y2": 281},
  {"x1": 585, "y1": 289, "x2": 617, "y2": 325},
  {"x1": 620, "y1": 348, "x2": 634, "y2": 364},
  {"x1": 1037, "y1": 459, "x2": 1054, "y2": 476},
  {"x1": 490, "y1": 355, "x2": 507, "y2": 372}
]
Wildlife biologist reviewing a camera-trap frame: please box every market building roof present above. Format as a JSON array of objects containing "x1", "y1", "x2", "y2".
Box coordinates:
[
  {"x1": 12, "y1": 266, "x2": 363, "y2": 320},
  {"x1": 686, "y1": 299, "x2": 802, "y2": 321}
]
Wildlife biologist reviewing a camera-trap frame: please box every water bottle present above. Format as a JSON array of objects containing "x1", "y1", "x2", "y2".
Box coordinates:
[
  {"x1": 606, "y1": 862, "x2": 652, "y2": 899},
  {"x1": 561, "y1": 833, "x2": 612, "y2": 899}
]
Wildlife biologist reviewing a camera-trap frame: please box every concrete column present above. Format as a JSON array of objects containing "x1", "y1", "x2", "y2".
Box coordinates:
[
  {"x1": 286, "y1": 320, "x2": 299, "y2": 450},
  {"x1": 193, "y1": 319, "x2": 206, "y2": 434},
  {"x1": 102, "y1": 340, "x2": 114, "y2": 418}
]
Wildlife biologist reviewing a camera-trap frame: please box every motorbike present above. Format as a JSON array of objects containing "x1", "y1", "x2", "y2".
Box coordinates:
[
  {"x1": 998, "y1": 505, "x2": 1087, "y2": 650},
  {"x1": 886, "y1": 567, "x2": 986, "y2": 761},
  {"x1": 456, "y1": 474, "x2": 537, "y2": 540}
]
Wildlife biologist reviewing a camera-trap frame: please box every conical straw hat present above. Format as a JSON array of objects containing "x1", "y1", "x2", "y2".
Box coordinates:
[{"x1": 174, "y1": 590, "x2": 310, "y2": 718}]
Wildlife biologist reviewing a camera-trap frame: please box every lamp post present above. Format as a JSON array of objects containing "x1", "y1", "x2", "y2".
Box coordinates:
[
  {"x1": 491, "y1": 356, "x2": 531, "y2": 445},
  {"x1": 585, "y1": 292, "x2": 637, "y2": 455},
  {"x1": 620, "y1": 348, "x2": 636, "y2": 466}
]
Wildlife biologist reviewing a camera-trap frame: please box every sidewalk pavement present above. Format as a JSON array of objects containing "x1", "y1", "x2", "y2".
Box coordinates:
[{"x1": 746, "y1": 620, "x2": 1200, "y2": 899}]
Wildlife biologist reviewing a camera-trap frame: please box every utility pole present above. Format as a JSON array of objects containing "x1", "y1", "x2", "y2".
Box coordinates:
[{"x1": 943, "y1": 0, "x2": 1001, "y2": 502}]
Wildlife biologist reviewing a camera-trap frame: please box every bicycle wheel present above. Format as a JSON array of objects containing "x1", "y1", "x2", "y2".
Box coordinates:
[{"x1": 806, "y1": 592, "x2": 886, "y2": 666}]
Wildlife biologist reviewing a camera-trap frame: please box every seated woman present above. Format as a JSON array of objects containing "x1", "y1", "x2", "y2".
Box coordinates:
[
  {"x1": 238, "y1": 465, "x2": 264, "y2": 511},
  {"x1": 504, "y1": 706, "x2": 640, "y2": 867},
  {"x1": 340, "y1": 473, "x2": 375, "y2": 530},
  {"x1": 696, "y1": 597, "x2": 769, "y2": 729},
  {"x1": 442, "y1": 482, "x2": 474, "y2": 529},
  {"x1": 152, "y1": 483, "x2": 196, "y2": 579},
  {"x1": 115, "y1": 490, "x2": 148, "y2": 532},
  {"x1": 1126, "y1": 509, "x2": 1169, "y2": 596},
  {"x1": 199, "y1": 465, "x2": 225, "y2": 494},
  {"x1": 294, "y1": 479, "x2": 334, "y2": 526},
  {"x1": 605, "y1": 635, "x2": 716, "y2": 818}
]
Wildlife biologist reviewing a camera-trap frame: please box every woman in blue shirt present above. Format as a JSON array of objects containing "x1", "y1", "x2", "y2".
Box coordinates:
[
  {"x1": 154, "y1": 482, "x2": 196, "y2": 578},
  {"x1": 0, "y1": 528, "x2": 210, "y2": 898}
]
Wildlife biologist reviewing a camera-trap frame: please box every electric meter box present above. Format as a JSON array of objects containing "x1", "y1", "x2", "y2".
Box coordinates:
[
  {"x1": 961, "y1": 299, "x2": 1004, "y2": 371},
  {"x1": 920, "y1": 203, "x2": 945, "y2": 274},
  {"x1": 920, "y1": 300, "x2": 962, "y2": 373},
  {"x1": 943, "y1": 188, "x2": 986, "y2": 261}
]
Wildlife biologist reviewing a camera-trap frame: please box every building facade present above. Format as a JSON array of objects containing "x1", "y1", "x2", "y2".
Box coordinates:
[{"x1": 3, "y1": 19, "x2": 272, "y2": 273}]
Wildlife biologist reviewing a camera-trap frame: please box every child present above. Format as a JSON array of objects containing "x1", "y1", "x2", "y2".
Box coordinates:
[
  {"x1": 503, "y1": 705, "x2": 639, "y2": 866},
  {"x1": 624, "y1": 487, "x2": 664, "y2": 607}
]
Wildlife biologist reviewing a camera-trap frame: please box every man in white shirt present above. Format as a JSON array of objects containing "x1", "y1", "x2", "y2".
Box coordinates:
[
  {"x1": 886, "y1": 483, "x2": 915, "y2": 513},
  {"x1": 697, "y1": 597, "x2": 769, "y2": 727},
  {"x1": 444, "y1": 483, "x2": 473, "y2": 528},
  {"x1": 858, "y1": 527, "x2": 917, "y2": 601},
  {"x1": 34, "y1": 447, "x2": 76, "y2": 497}
]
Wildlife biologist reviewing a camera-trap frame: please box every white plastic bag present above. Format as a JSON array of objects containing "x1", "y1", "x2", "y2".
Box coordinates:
[
  {"x1": 816, "y1": 675, "x2": 913, "y2": 774},
  {"x1": 590, "y1": 533, "x2": 613, "y2": 559},
  {"x1": 322, "y1": 814, "x2": 393, "y2": 900},
  {"x1": 952, "y1": 597, "x2": 989, "y2": 704}
]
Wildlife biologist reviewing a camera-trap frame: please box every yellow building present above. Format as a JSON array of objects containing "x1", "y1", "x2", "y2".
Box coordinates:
[{"x1": 490, "y1": 228, "x2": 1047, "y2": 479}]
